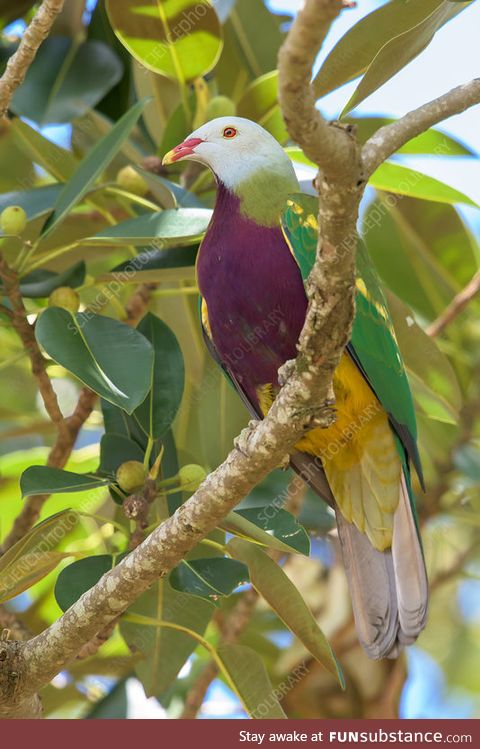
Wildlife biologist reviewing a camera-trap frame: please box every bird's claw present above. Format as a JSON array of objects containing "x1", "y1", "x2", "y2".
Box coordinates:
[
  {"x1": 278, "y1": 358, "x2": 296, "y2": 386},
  {"x1": 234, "y1": 419, "x2": 260, "y2": 456}
]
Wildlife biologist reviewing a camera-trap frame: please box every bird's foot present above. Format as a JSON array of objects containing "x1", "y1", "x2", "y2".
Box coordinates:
[
  {"x1": 278, "y1": 453, "x2": 291, "y2": 470},
  {"x1": 234, "y1": 419, "x2": 260, "y2": 456},
  {"x1": 278, "y1": 358, "x2": 296, "y2": 386}
]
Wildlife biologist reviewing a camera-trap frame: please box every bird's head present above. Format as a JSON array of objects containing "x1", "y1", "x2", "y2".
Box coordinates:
[{"x1": 162, "y1": 117, "x2": 299, "y2": 225}]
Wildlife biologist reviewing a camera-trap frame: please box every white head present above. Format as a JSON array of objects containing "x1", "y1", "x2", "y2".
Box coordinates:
[{"x1": 162, "y1": 116, "x2": 299, "y2": 225}]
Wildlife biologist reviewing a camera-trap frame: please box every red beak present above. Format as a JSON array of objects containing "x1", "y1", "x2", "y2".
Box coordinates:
[{"x1": 162, "y1": 137, "x2": 204, "y2": 165}]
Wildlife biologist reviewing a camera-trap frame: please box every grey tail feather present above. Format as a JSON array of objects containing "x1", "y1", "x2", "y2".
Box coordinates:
[
  {"x1": 335, "y1": 471, "x2": 428, "y2": 659},
  {"x1": 291, "y1": 452, "x2": 428, "y2": 659}
]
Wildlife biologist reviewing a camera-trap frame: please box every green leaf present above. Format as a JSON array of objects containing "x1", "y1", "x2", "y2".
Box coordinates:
[
  {"x1": 35, "y1": 308, "x2": 154, "y2": 413},
  {"x1": 0, "y1": 510, "x2": 79, "y2": 603},
  {"x1": 135, "y1": 167, "x2": 204, "y2": 208},
  {"x1": 386, "y1": 291, "x2": 462, "y2": 424},
  {"x1": 221, "y1": 507, "x2": 310, "y2": 555},
  {"x1": 55, "y1": 554, "x2": 120, "y2": 612},
  {"x1": 363, "y1": 195, "x2": 477, "y2": 320},
  {"x1": 216, "y1": 643, "x2": 287, "y2": 718},
  {"x1": 345, "y1": 116, "x2": 475, "y2": 156},
  {"x1": 312, "y1": 0, "x2": 471, "y2": 105},
  {"x1": 228, "y1": 538, "x2": 344, "y2": 688},
  {"x1": 106, "y1": 0, "x2": 223, "y2": 82},
  {"x1": 111, "y1": 246, "x2": 198, "y2": 275},
  {"x1": 41, "y1": 98, "x2": 148, "y2": 238},
  {"x1": 216, "y1": 0, "x2": 288, "y2": 88},
  {"x1": 87, "y1": 208, "x2": 212, "y2": 247},
  {"x1": 21, "y1": 466, "x2": 111, "y2": 497},
  {"x1": 16, "y1": 261, "x2": 85, "y2": 299},
  {"x1": 11, "y1": 37, "x2": 123, "y2": 125},
  {"x1": 341, "y1": 2, "x2": 472, "y2": 115},
  {"x1": 120, "y1": 579, "x2": 215, "y2": 697},
  {"x1": 134, "y1": 313, "x2": 185, "y2": 439},
  {"x1": 369, "y1": 162, "x2": 477, "y2": 207},
  {"x1": 237, "y1": 70, "x2": 288, "y2": 144},
  {"x1": 12, "y1": 119, "x2": 79, "y2": 181},
  {"x1": 99, "y1": 433, "x2": 145, "y2": 475},
  {"x1": 170, "y1": 557, "x2": 249, "y2": 601}
]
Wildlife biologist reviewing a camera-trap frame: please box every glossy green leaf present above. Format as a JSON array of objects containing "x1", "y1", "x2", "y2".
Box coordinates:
[
  {"x1": 21, "y1": 466, "x2": 110, "y2": 497},
  {"x1": 216, "y1": 0, "x2": 288, "y2": 89},
  {"x1": 134, "y1": 313, "x2": 185, "y2": 439},
  {"x1": 346, "y1": 116, "x2": 475, "y2": 156},
  {"x1": 99, "y1": 433, "x2": 145, "y2": 475},
  {"x1": 216, "y1": 643, "x2": 287, "y2": 718},
  {"x1": 87, "y1": 208, "x2": 212, "y2": 247},
  {"x1": 35, "y1": 308, "x2": 154, "y2": 413},
  {"x1": 363, "y1": 196, "x2": 477, "y2": 320},
  {"x1": 170, "y1": 557, "x2": 248, "y2": 601},
  {"x1": 221, "y1": 507, "x2": 310, "y2": 556},
  {"x1": 0, "y1": 510, "x2": 79, "y2": 603},
  {"x1": 135, "y1": 167, "x2": 204, "y2": 208},
  {"x1": 16, "y1": 261, "x2": 85, "y2": 298},
  {"x1": 55, "y1": 554, "x2": 120, "y2": 612},
  {"x1": 342, "y1": 2, "x2": 472, "y2": 115},
  {"x1": 106, "y1": 0, "x2": 223, "y2": 82},
  {"x1": 387, "y1": 291, "x2": 462, "y2": 424},
  {"x1": 313, "y1": 0, "x2": 471, "y2": 104},
  {"x1": 12, "y1": 119, "x2": 79, "y2": 181},
  {"x1": 237, "y1": 70, "x2": 288, "y2": 144},
  {"x1": 369, "y1": 162, "x2": 477, "y2": 207},
  {"x1": 0, "y1": 119, "x2": 34, "y2": 193},
  {"x1": 11, "y1": 37, "x2": 123, "y2": 125},
  {"x1": 41, "y1": 98, "x2": 148, "y2": 238},
  {"x1": 111, "y1": 246, "x2": 198, "y2": 275},
  {"x1": 120, "y1": 579, "x2": 215, "y2": 697},
  {"x1": 228, "y1": 538, "x2": 344, "y2": 687}
]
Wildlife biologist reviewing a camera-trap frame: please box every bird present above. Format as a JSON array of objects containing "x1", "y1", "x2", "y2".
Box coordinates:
[{"x1": 162, "y1": 116, "x2": 428, "y2": 660}]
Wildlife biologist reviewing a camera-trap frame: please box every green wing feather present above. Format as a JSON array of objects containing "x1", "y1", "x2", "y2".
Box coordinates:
[{"x1": 281, "y1": 193, "x2": 423, "y2": 485}]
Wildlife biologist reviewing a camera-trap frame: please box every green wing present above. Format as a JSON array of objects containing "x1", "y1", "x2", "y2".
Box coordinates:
[{"x1": 281, "y1": 193, "x2": 423, "y2": 485}]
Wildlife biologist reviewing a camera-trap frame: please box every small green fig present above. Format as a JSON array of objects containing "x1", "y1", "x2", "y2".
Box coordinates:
[
  {"x1": 0, "y1": 205, "x2": 27, "y2": 236},
  {"x1": 116, "y1": 461, "x2": 146, "y2": 493},
  {"x1": 116, "y1": 166, "x2": 148, "y2": 197},
  {"x1": 205, "y1": 96, "x2": 237, "y2": 121},
  {"x1": 48, "y1": 286, "x2": 80, "y2": 313},
  {"x1": 178, "y1": 464, "x2": 208, "y2": 491}
]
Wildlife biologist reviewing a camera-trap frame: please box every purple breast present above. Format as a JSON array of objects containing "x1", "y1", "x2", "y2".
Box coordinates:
[{"x1": 196, "y1": 184, "x2": 307, "y2": 408}]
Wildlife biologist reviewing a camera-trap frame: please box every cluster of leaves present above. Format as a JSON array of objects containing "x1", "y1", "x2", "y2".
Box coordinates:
[{"x1": 0, "y1": 0, "x2": 479, "y2": 719}]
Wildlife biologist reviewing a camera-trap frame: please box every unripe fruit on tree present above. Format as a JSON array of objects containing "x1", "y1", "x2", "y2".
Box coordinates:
[
  {"x1": 116, "y1": 460, "x2": 146, "y2": 493},
  {"x1": 205, "y1": 96, "x2": 236, "y2": 121},
  {"x1": 48, "y1": 286, "x2": 80, "y2": 313},
  {"x1": 116, "y1": 166, "x2": 148, "y2": 197},
  {"x1": 178, "y1": 463, "x2": 207, "y2": 491},
  {"x1": 0, "y1": 205, "x2": 27, "y2": 236}
]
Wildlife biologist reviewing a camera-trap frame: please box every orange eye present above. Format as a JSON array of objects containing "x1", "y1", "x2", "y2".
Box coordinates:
[{"x1": 222, "y1": 126, "x2": 237, "y2": 139}]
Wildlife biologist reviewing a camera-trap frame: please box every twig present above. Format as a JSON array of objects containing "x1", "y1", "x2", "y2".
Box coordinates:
[
  {"x1": 0, "y1": 0, "x2": 66, "y2": 119},
  {"x1": 426, "y1": 269, "x2": 480, "y2": 337},
  {"x1": 362, "y1": 79, "x2": 480, "y2": 177}
]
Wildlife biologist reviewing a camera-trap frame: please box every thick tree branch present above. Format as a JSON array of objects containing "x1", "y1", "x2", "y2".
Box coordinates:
[
  {"x1": 427, "y1": 269, "x2": 480, "y2": 338},
  {"x1": 0, "y1": 0, "x2": 66, "y2": 119},
  {"x1": 278, "y1": 0, "x2": 359, "y2": 186},
  {"x1": 362, "y1": 78, "x2": 480, "y2": 177}
]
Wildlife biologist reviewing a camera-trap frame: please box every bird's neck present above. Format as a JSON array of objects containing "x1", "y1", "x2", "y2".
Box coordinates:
[{"x1": 217, "y1": 167, "x2": 299, "y2": 227}]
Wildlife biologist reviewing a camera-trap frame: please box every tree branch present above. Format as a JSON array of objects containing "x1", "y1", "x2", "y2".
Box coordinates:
[
  {"x1": 362, "y1": 78, "x2": 480, "y2": 177},
  {"x1": 0, "y1": 0, "x2": 66, "y2": 119},
  {"x1": 0, "y1": 0, "x2": 364, "y2": 716},
  {"x1": 426, "y1": 269, "x2": 480, "y2": 338}
]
